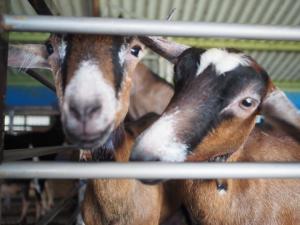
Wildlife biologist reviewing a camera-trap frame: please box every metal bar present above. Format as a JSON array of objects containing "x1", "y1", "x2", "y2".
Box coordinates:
[
  {"x1": 25, "y1": 69, "x2": 56, "y2": 92},
  {"x1": 36, "y1": 188, "x2": 77, "y2": 225},
  {"x1": 92, "y1": 0, "x2": 100, "y2": 17},
  {"x1": 0, "y1": 25, "x2": 8, "y2": 225},
  {"x1": 28, "y1": 0, "x2": 52, "y2": 16},
  {"x1": 3, "y1": 145, "x2": 78, "y2": 161},
  {"x1": 2, "y1": 15, "x2": 300, "y2": 40},
  {"x1": 0, "y1": 31, "x2": 8, "y2": 164},
  {"x1": 1, "y1": 162, "x2": 300, "y2": 179}
]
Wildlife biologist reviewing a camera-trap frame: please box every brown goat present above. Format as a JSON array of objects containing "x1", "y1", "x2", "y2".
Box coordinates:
[
  {"x1": 82, "y1": 113, "x2": 182, "y2": 225},
  {"x1": 8, "y1": 45, "x2": 174, "y2": 122},
  {"x1": 7, "y1": 36, "x2": 180, "y2": 225},
  {"x1": 131, "y1": 44, "x2": 300, "y2": 225}
]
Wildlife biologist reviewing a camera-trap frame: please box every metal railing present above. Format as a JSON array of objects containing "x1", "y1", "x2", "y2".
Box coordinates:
[
  {"x1": 0, "y1": 5, "x2": 299, "y2": 180},
  {"x1": 1, "y1": 3, "x2": 300, "y2": 224},
  {"x1": 3, "y1": 145, "x2": 77, "y2": 161},
  {"x1": 0, "y1": 14, "x2": 299, "y2": 179},
  {"x1": 1, "y1": 162, "x2": 300, "y2": 179},
  {"x1": 1, "y1": 15, "x2": 300, "y2": 40}
]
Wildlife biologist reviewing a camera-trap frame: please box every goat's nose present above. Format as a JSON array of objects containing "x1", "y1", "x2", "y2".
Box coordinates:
[
  {"x1": 69, "y1": 100, "x2": 102, "y2": 122},
  {"x1": 130, "y1": 147, "x2": 161, "y2": 162}
]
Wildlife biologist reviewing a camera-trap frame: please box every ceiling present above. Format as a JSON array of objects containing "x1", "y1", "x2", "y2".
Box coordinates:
[{"x1": 4, "y1": 0, "x2": 300, "y2": 87}]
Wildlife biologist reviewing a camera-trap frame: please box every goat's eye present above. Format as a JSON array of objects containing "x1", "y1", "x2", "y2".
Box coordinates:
[
  {"x1": 240, "y1": 97, "x2": 255, "y2": 108},
  {"x1": 130, "y1": 46, "x2": 141, "y2": 57},
  {"x1": 46, "y1": 42, "x2": 54, "y2": 55}
]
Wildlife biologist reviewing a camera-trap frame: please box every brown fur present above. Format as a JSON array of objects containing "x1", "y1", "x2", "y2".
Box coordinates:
[
  {"x1": 176, "y1": 77, "x2": 300, "y2": 225},
  {"x1": 183, "y1": 127, "x2": 300, "y2": 225},
  {"x1": 7, "y1": 37, "x2": 181, "y2": 225},
  {"x1": 128, "y1": 63, "x2": 174, "y2": 120},
  {"x1": 82, "y1": 114, "x2": 182, "y2": 225},
  {"x1": 188, "y1": 114, "x2": 257, "y2": 162}
]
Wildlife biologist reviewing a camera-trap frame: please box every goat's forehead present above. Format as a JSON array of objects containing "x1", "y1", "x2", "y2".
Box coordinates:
[{"x1": 196, "y1": 48, "x2": 251, "y2": 76}]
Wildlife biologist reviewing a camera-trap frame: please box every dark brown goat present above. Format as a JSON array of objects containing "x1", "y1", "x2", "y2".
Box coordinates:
[{"x1": 131, "y1": 45, "x2": 300, "y2": 225}]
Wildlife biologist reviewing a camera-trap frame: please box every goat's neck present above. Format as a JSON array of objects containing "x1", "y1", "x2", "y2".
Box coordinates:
[{"x1": 91, "y1": 123, "x2": 133, "y2": 162}]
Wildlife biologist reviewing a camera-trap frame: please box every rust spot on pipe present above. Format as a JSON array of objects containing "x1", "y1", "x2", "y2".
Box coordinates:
[{"x1": 0, "y1": 15, "x2": 13, "y2": 31}]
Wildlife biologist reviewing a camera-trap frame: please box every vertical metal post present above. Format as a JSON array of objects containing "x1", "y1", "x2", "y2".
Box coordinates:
[
  {"x1": 92, "y1": 0, "x2": 100, "y2": 17},
  {"x1": 0, "y1": 31, "x2": 8, "y2": 163},
  {"x1": 0, "y1": 2, "x2": 8, "y2": 223},
  {"x1": 8, "y1": 110, "x2": 14, "y2": 133}
]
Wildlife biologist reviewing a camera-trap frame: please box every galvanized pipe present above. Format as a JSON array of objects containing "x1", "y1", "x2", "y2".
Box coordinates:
[
  {"x1": 1, "y1": 162, "x2": 300, "y2": 179},
  {"x1": 3, "y1": 145, "x2": 78, "y2": 161},
  {"x1": 1, "y1": 15, "x2": 300, "y2": 40}
]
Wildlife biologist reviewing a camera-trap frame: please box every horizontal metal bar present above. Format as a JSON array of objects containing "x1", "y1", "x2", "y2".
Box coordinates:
[
  {"x1": 25, "y1": 69, "x2": 56, "y2": 92},
  {"x1": 1, "y1": 162, "x2": 300, "y2": 179},
  {"x1": 2, "y1": 15, "x2": 300, "y2": 40},
  {"x1": 3, "y1": 145, "x2": 78, "y2": 161}
]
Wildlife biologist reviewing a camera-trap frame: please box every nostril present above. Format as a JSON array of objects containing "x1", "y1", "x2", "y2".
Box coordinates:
[
  {"x1": 85, "y1": 104, "x2": 102, "y2": 117},
  {"x1": 69, "y1": 103, "x2": 82, "y2": 121},
  {"x1": 68, "y1": 99, "x2": 101, "y2": 121},
  {"x1": 130, "y1": 151, "x2": 160, "y2": 162}
]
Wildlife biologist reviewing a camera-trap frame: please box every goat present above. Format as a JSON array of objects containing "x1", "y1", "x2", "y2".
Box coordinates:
[
  {"x1": 7, "y1": 34, "x2": 181, "y2": 224},
  {"x1": 8, "y1": 45, "x2": 174, "y2": 122},
  {"x1": 131, "y1": 43, "x2": 300, "y2": 225},
  {"x1": 82, "y1": 113, "x2": 183, "y2": 225}
]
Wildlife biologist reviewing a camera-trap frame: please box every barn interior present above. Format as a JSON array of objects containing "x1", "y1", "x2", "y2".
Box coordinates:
[{"x1": 0, "y1": 0, "x2": 300, "y2": 224}]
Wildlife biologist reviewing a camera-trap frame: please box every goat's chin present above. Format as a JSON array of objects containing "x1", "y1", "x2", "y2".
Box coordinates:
[{"x1": 64, "y1": 125, "x2": 113, "y2": 149}]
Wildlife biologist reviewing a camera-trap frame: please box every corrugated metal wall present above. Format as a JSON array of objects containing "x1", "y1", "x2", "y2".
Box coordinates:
[{"x1": 5, "y1": 0, "x2": 300, "y2": 84}]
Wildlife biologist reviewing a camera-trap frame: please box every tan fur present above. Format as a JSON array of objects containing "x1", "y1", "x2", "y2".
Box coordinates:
[
  {"x1": 182, "y1": 80, "x2": 300, "y2": 225},
  {"x1": 128, "y1": 63, "x2": 174, "y2": 120},
  {"x1": 64, "y1": 36, "x2": 115, "y2": 87},
  {"x1": 7, "y1": 37, "x2": 181, "y2": 225},
  {"x1": 188, "y1": 114, "x2": 257, "y2": 162},
  {"x1": 183, "y1": 127, "x2": 300, "y2": 225},
  {"x1": 82, "y1": 117, "x2": 182, "y2": 225}
]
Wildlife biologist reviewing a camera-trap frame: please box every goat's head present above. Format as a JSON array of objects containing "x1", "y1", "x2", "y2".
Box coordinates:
[
  {"x1": 131, "y1": 45, "x2": 299, "y2": 162},
  {"x1": 8, "y1": 34, "x2": 145, "y2": 148}
]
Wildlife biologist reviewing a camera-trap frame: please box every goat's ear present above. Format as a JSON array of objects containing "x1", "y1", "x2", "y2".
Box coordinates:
[
  {"x1": 138, "y1": 36, "x2": 189, "y2": 64},
  {"x1": 261, "y1": 83, "x2": 300, "y2": 141},
  {"x1": 8, "y1": 44, "x2": 51, "y2": 70}
]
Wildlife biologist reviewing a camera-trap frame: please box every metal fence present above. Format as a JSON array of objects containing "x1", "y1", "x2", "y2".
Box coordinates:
[
  {"x1": 0, "y1": 7, "x2": 300, "y2": 180},
  {"x1": 0, "y1": 1, "x2": 300, "y2": 224}
]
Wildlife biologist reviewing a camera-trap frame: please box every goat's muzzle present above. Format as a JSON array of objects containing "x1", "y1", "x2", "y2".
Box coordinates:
[{"x1": 62, "y1": 98, "x2": 114, "y2": 148}]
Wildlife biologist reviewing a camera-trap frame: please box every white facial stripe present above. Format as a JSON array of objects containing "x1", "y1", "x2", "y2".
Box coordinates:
[
  {"x1": 133, "y1": 111, "x2": 188, "y2": 162},
  {"x1": 58, "y1": 39, "x2": 67, "y2": 61},
  {"x1": 63, "y1": 60, "x2": 117, "y2": 128},
  {"x1": 118, "y1": 44, "x2": 127, "y2": 66},
  {"x1": 197, "y1": 48, "x2": 251, "y2": 76},
  {"x1": 218, "y1": 189, "x2": 226, "y2": 196}
]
